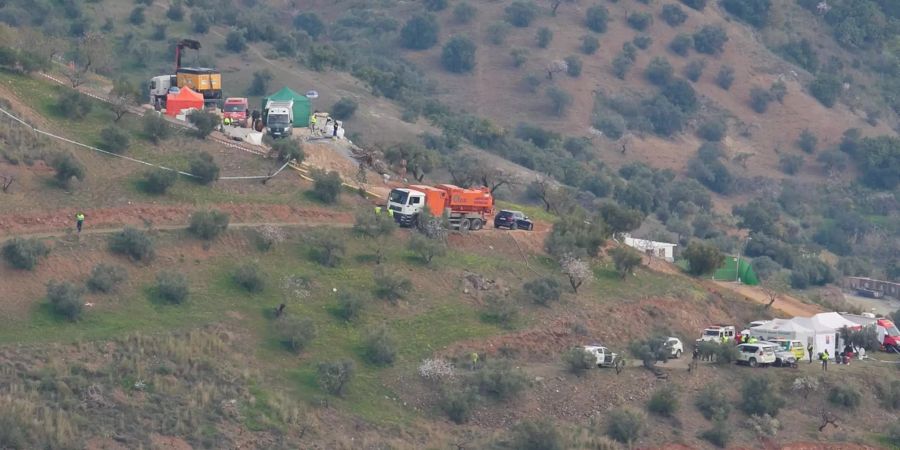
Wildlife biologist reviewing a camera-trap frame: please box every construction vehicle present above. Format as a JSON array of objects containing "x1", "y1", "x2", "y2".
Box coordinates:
[
  {"x1": 841, "y1": 314, "x2": 900, "y2": 351},
  {"x1": 386, "y1": 184, "x2": 494, "y2": 230},
  {"x1": 149, "y1": 39, "x2": 222, "y2": 110},
  {"x1": 264, "y1": 99, "x2": 294, "y2": 138},
  {"x1": 223, "y1": 97, "x2": 249, "y2": 124}
]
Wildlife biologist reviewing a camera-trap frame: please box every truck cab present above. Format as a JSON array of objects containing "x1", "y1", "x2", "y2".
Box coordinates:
[
  {"x1": 149, "y1": 75, "x2": 177, "y2": 110},
  {"x1": 223, "y1": 97, "x2": 249, "y2": 122},
  {"x1": 386, "y1": 185, "x2": 493, "y2": 231},
  {"x1": 697, "y1": 325, "x2": 737, "y2": 343},
  {"x1": 265, "y1": 100, "x2": 294, "y2": 138},
  {"x1": 578, "y1": 345, "x2": 619, "y2": 368},
  {"x1": 387, "y1": 188, "x2": 425, "y2": 227}
]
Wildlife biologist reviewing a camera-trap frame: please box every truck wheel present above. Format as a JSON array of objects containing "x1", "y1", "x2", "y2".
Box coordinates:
[
  {"x1": 749, "y1": 358, "x2": 758, "y2": 368},
  {"x1": 674, "y1": 350, "x2": 682, "y2": 359},
  {"x1": 470, "y1": 219, "x2": 483, "y2": 231},
  {"x1": 460, "y1": 219, "x2": 471, "y2": 231},
  {"x1": 510, "y1": 222, "x2": 518, "y2": 231}
]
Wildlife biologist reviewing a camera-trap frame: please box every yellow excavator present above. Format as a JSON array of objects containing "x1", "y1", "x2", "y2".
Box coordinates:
[{"x1": 149, "y1": 39, "x2": 222, "y2": 109}]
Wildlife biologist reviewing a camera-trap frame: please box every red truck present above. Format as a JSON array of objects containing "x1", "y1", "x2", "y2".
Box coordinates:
[
  {"x1": 841, "y1": 313, "x2": 900, "y2": 351},
  {"x1": 386, "y1": 184, "x2": 494, "y2": 230},
  {"x1": 223, "y1": 97, "x2": 249, "y2": 123}
]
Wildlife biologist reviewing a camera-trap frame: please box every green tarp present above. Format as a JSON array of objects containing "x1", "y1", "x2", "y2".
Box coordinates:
[
  {"x1": 261, "y1": 87, "x2": 311, "y2": 126},
  {"x1": 712, "y1": 256, "x2": 759, "y2": 285}
]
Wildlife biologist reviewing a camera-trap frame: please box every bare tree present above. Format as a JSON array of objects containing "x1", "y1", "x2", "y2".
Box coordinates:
[
  {"x1": 818, "y1": 410, "x2": 838, "y2": 432},
  {"x1": 109, "y1": 78, "x2": 140, "y2": 122},
  {"x1": 761, "y1": 275, "x2": 788, "y2": 309},
  {"x1": 560, "y1": 254, "x2": 592, "y2": 294},
  {"x1": 547, "y1": 59, "x2": 567, "y2": 80},
  {"x1": 61, "y1": 33, "x2": 110, "y2": 88},
  {"x1": 550, "y1": 0, "x2": 563, "y2": 16},
  {"x1": 529, "y1": 177, "x2": 553, "y2": 212}
]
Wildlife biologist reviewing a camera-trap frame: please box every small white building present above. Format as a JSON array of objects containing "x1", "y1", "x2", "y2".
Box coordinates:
[{"x1": 622, "y1": 234, "x2": 677, "y2": 263}]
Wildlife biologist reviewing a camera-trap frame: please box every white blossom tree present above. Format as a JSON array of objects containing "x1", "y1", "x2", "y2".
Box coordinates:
[{"x1": 560, "y1": 254, "x2": 592, "y2": 294}]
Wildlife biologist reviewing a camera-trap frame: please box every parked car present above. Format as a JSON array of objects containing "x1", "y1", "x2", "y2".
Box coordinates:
[
  {"x1": 665, "y1": 337, "x2": 684, "y2": 358},
  {"x1": 697, "y1": 325, "x2": 737, "y2": 343},
  {"x1": 736, "y1": 343, "x2": 778, "y2": 367},
  {"x1": 493, "y1": 210, "x2": 534, "y2": 231},
  {"x1": 577, "y1": 345, "x2": 620, "y2": 368},
  {"x1": 769, "y1": 339, "x2": 806, "y2": 361}
]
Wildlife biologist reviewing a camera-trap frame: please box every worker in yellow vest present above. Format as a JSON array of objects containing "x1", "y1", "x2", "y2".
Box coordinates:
[
  {"x1": 75, "y1": 212, "x2": 85, "y2": 233},
  {"x1": 310, "y1": 111, "x2": 318, "y2": 134}
]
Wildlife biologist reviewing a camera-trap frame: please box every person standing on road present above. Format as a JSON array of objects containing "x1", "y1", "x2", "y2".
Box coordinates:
[
  {"x1": 820, "y1": 349, "x2": 829, "y2": 371},
  {"x1": 75, "y1": 212, "x2": 85, "y2": 233},
  {"x1": 807, "y1": 343, "x2": 814, "y2": 364}
]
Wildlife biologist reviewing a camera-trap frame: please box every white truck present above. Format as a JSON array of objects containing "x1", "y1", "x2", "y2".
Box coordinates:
[
  {"x1": 697, "y1": 325, "x2": 737, "y2": 343},
  {"x1": 149, "y1": 75, "x2": 177, "y2": 110},
  {"x1": 264, "y1": 100, "x2": 294, "y2": 138},
  {"x1": 577, "y1": 345, "x2": 620, "y2": 368}
]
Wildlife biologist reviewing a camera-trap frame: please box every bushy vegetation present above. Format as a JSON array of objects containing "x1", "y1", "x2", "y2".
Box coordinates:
[
  {"x1": 684, "y1": 240, "x2": 725, "y2": 275},
  {"x1": 740, "y1": 377, "x2": 785, "y2": 417},
  {"x1": 505, "y1": 1, "x2": 538, "y2": 27},
  {"x1": 373, "y1": 269, "x2": 413, "y2": 303},
  {"x1": 400, "y1": 14, "x2": 439, "y2": 50},
  {"x1": 670, "y1": 33, "x2": 693, "y2": 56},
  {"x1": 276, "y1": 316, "x2": 317, "y2": 353},
  {"x1": 523, "y1": 277, "x2": 562, "y2": 306},
  {"x1": 563, "y1": 347, "x2": 594, "y2": 376},
  {"x1": 585, "y1": 5, "x2": 610, "y2": 33},
  {"x1": 661, "y1": 4, "x2": 688, "y2": 26},
  {"x1": 716, "y1": 65, "x2": 735, "y2": 89},
  {"x1": 471, "y1": 360, "x2": 528, "y2": 401},
  {"x1": 680, "y1": 0, "x2": 707, "y2": 10},
  {"x1": 311, "y1": 168, "x2": 343, "y2": 203},
  {"x1": 697, "y1": 118, "x2": 726, "y2": 141},
  {"x1": 693, "y1": 25, "x2": 728, "y2": 55},
  {"x1": 155, "y1": 271, "x2": 189, "y2": 304},
  {"x1": 317, "y1": 359, "x2": 354, "y2": 396},
  {"x1": 699, "y1": 426, "x2": 731, "y2": 448},
  {"x1": 647, "y1": 386, "x2": 679, "y2": 417},
  {"x1": 441, "y1": 36, "x2": 477, "y2": 73},
  {"x1": 271, "y1": 139, "x2": 305, "y2": 163},
  {"x1": 809, "y1": 73, "x2": 842, "y2": 108},
  {"x1": 453, "y1": 2, "x2": 477, "y2": 24},
  {"x1": 481, "y1": 294, "x2": 519, "y2": 327},
  {"x1": 331, "y1": 97, "x2": 359, "y2": 120},
  {"x1": 188, "y1": 152, "x2": 220, "y2": 185},
  {"x1": 188, "y1": 210, "x2": 229, "y2": 240},
  {"x1": 408, "y1": 233, "x2": 447, "y2": 264},
  {"x1": 508, "y1": 420, "x2": 564, "y2": 450},
  {"x1": 56, "y1": 90, "x2": 92, "y2": 120},
  {"x1": 580, "y1": 35, "x2": 599, "y2": 54},
  {"x1": 108, "y1": 227, "x2": 155, "y2": 262},
  {"x1": 721, "y1": 0, "x2": 771, "y2": 28},
  {"x1": 778, "y1": 154, "x2": 804, "y2": 175},
  {"x1": 828, "y1": 385, "x2": 862, "y2": 410},
  {"x1": 99, "y1": 127, "x2": 129, "y2": 154},
  {"x1": 187, "y1": 110, "x2": 219, "y2": 139},
  {"x1": 142, "y1": 113, "x2": 171, "y2": 144},
  {"x1": 50, "y1": 153, "x2": 85, "y2": 188},
  {"x1": 86, "y1": 263, "x2": 127, "y2": 293},
  {"x1": 627, "y1": 12, "x2": 653, "y2": 31},
  {"x1": 696, "y1": 384, "x2": 732, "y2": 421},
  {"x1": 335, "y1": 291, "x2": 365, "y2": 322},
  {"x1": 138, "y1": 169, "x2": 177, "y2": 194},
  {"x1": 2, "y1": 238, "x2": 49, "y2": 270},
  {"x1": 232, "y1": 262, "x2": 264, "y2": 293},
  {"x1": 363, "y1": 325, "x2": 398, "y2": 366},
  {"x1": 606, "y1": 408, "x2": 644, "y2": 444},
  {"x1": 47, "y1": 280, "x2": 83, "y2": 321}
]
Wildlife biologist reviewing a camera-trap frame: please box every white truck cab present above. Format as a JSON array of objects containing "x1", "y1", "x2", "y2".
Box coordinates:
[
  {"x1": 149, "y1": 74, "x2": 177, "y2": 110},
  {"x1": 387, "y1": 188, "x2": 426, "y2": 226},
  {"x1": 578, "y1": 345, "x2": 619, "y2": 368},
  {"x1": 265, "y1": 100, "x2": 294, "y2": 138},
  {"x1": 697, "y1": 325, "x2": 737, "y2": 343}
]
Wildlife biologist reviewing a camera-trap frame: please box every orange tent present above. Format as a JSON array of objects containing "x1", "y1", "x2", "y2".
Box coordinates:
[{"x1": 165, "y1": 87, "x2": 204, "y2": 117}]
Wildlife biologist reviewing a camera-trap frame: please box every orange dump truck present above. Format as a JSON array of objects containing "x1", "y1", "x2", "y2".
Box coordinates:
[{"x1": 386, "y1": 184, "x2": 494, "y2": 230}]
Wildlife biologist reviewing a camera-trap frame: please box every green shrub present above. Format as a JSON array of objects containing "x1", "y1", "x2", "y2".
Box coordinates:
[
  {"x1": 155, "y1": 271, "x2": 189, "y2": 304},
  {"x1": 740, "y1": 377, "x2": 785, "y2": 417},
  {"x1": 99, "y1": 127, "x2": 130, "y2": 153},
  {"x1": 50, "y1": 153, "x2": 85, "y2": 187},
  {"x1": 293, "y1": 12, "x2": 325, "y2": 39},
  {"x1": 276, "y1": 316, "x2": 316, "y2": 353},
  {"x1": 680, "y1": 0, "x2": 707, "y2": 10},
  {"x1": 546, "y1": 86, "x2": 573, "y2": 117},
  {"x1": 142, "y1": 113, "x2": 171, "y2": 144},
  {"x1": 471, "y1": 360, "x2": 528, "y2": 401},
  {"x1": 647, "y1": 386, "x2": 679, "y2": 416},
  {"x1": 225, "y1": 30, "x2": 247, "y2": 52},
  {"x1": 335, "y1": 291, "x2": 365, "y2": 321},
  {"x1": 47, "y1": 280, "x2": 83, "y2": 321},
  {"x1": 796, "y1": 129, "x2": 817, "y2": 153},
  {"x1": 887, "y1": 421, "x2": 900, "y2": 448},
  {"x1": 693, "y1": 25, "x2": 728, "y2": 54},
  {"x1": 400, "y1": 14, "x2": 440, "y2": 50},
  {"x1": 505, "y1": 0, "x2": 538, "y2": 27},
  {"x1": 779, "y1": 154, "x2": 803, "y2": 175},
  {"x1": 699, "y1": 425, "x2": 731, "y2": 448},
  {"x1": 721, "y1": 0, "x2": 771, "y2": 28},
  {"x1": 877, "y1": 380, "x2": 900, "y2": 410},
  {"x1": 586, "y1": 5, "x2": 610, "y2": 33},
  {"x1": 0, "y1": 412, "x2": 26, "y2": 450},
  {"x1": 606, "y1": 408, "x2": 644, "y2": 444},
  {"x1": 697, "y1": 119, "x2": 726, "y2": 141},
  {"x1": 684, "y1": 240, "x2": 725, "y2": 275},
  {"x1": 611, "y1": 246, "x2": 642, "y2": 279},
  {"x1": 2, "y1": 238, "x2": 49, "y2": 270},
  {"x1": 511, "y1": 48, "x2": 529, "y2": 67},
  {"x1": 684, "y1": 59, "x2": 706, "y2": 82},
  {"x1": 563, "y1": 347, "x2": 594, "y2": 376},
  {"x1": 166, "y1": 3, "x2": 184, "y2": 21},
  {"x1": 310, "y1": 231, "x2": 345, "y2": 267},
  {"x1": 670, "y1": 33, "x2": 693, "y2": 56},
  {"x1": 233, "y1": 262, "x2": 264, "y2": 292},
  {"x1": 633, "y1": 35, "x2": 653, "y2": 50},
  {"x1": 509, "y1": 420, "x2": 564, "y2": 450},
  {"x1": 524, "y1": 277, "x2": 562, "y2": 306},
  {"x1": 317, "y1": 359, "x2": 354, "y2": 396},
  {"x1": 187, "y1": 110, "x2": 219, "y2": 139},
  {"x1": 247, "y1": 69, "x2": 272, "y2": 96},
  {"x1": 716, "y1": 65, "x2": 735, "y2": 90},
  {"x1": 486, "y1": 21, "x2": 510, "y2": 45},
  {"x1": 580, "y1": 35, "x2": 599, "y2": 54},
  {"x1": 611, "y1": 52, "x2": 634, "y2": 79},
  {"x1": 139, "y1": 169, "x2": 177, "y2": 194},
  {"x1": 188, "y1": 152, "x2": 220, "y2": 184},
  {"x1": 695, "y1": 384, "x2": 731, "y2": 421},
  {"x1": 481, "y1": 294, "x2": 518, "y2": 327},
  {"x1": 108, "y1": 227, "x2": 155, "y2": 261},
  {"x1": 86, "y1": 263, "x2": 127, "y2": 293},
  {"x1": 271, "y1": 139, "x2": 305, "y2": 163},
  {"x1": 191, "y1": 11, "x2": 210, "y2": 33},
  {"x1": 408, "y1": 233, "x2": 447, "y2": 264},
  {"x1": 809, "y1": 73, "x2": 842, "y2": 108},
  {"x1": 565, "y1": 56, "x2": 582, "y2": 77},
  {"x1": 188, "y1": 210, "x2": 229, "y2": 240},
  {"x1": 424, "y1": 0, "x2": 448, "y2": 11},
  {"x1": 644, "y1": 57, "x2": 674, "y2": 85},
  {"x1": 441, "y1": 36, "x2": 477, "y2": 73},
  {"x1": 661, "y1": 4, "x2": 688, "y2": 26},
  {"x1": 374, "y1": 269, "x2": 412, "y2": 303},
  {"x1": 536, "y1": 27, "x2": 553, "y2": 48},
  {"x1": 129, "y1": 6, "x2": 145, "y2": 25},
  {"x1": 627, "y1": 12, "x2": 653, "y2": 31},
  {"x1": 331, "y1": 97, "x2": 358, "y2": 120},
  {"x1": 441, "y1": 389, "x2": 476, "y2": 424},
  {"x1": 828, "y1": 385, "x2": 862, "y2": 410},
  {"x1": 750, "y1": 86, "x2": 772, "y2": 113},
  {"x1": 363, "y1": 325, "x2": 398, "y2": 366},
  {"x1": 778, "y1": 39, "x2": 818, "y2": 72},
  {"x1": 311, "y1": 168, "x2": 342, "y2": 203},
  {"x1": 453, "y1": 2, "x2": 477, "y2": 24}
]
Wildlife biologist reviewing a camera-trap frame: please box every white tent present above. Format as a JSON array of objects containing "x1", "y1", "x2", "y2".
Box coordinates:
[
  {"x1": 751, "y1": 319, "x2": 815, "y2": 347},
  {"x1": 792, "y1": 317, "x2": 842, "y2": 359},
  {"x1": 812, "y1": 312, "x2": 861, "y2": 331}
]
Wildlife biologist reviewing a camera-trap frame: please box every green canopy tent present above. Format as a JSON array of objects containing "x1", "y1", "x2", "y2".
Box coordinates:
[
  {"x1": 712, "y1": 256, "x2": 759, "y2": 285},
  {"x1": 261, "y1": 87, "x2": 311, "y2": 126}
]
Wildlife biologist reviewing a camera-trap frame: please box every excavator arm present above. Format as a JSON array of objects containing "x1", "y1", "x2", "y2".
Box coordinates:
[{"x1": 174, "y1": 39, "x2": 202, "y2": 70}]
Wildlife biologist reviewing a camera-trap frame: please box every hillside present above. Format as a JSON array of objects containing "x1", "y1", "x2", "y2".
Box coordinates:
[{"x1": 1, "y1": 0, "x2": 900, "y2": 449}]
